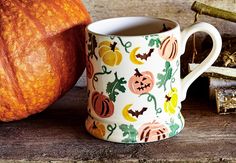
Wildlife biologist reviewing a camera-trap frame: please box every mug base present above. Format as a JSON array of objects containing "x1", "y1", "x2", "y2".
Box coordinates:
[{"x1": 85, "y1": 113, "x2": 185, "y2": 143}]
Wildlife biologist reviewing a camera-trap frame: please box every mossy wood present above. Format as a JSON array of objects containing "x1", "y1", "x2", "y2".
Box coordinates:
[{"x1": 191, "y1": 1, "x2": 236, "y2": 22}]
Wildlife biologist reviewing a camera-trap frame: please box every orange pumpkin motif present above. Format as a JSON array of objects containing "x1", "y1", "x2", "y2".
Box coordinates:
[
  {"x1": 159, "y1": 36, "x2": 178, "y2": 61},
  {"x1": 86, "y1": 58, "x2": 94, "y2": 79},
  {"x1": 128, "y1": 68, "x2": 154, "y2": 94},
  {"x1": 85, "y1": 116, "x2": 106, "y2": 139},
  {"x1": 98, "y1": 41, "x2": 122, "y2": 66},
  {"x1": 138, "y1": 120, "x2": 170, "y2": 142},
  {"x1": 91, "y1": 91, "x2": 114, "y2": 118},
  {"x1": 0, "y1": 0, "x2": 91, "y2": 122}
]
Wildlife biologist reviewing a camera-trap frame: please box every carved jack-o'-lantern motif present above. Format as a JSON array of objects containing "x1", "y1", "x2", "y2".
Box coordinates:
[
  {"x1": 159, "y1": 36, "x2": 178, "y2": 61},
  {"x1": 91, "y1": 91, "x2": 114, "y2": 118},
  {"x1": 128, "y1": 68, "x2": 154, "y2": 94}
]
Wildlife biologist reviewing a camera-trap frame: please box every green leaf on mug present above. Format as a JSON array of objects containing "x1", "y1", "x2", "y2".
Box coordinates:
[
  {"x1": 148, "y1": 39, "x2": 155, "y2": 47},
  {"x1": 106, "y1": 72, "x2": 127, "y2": 102},
  {"x1": 167, "y1": 117, "x2": 180, "y2": 137},
  {"x1": 156, "y1": 61, "x2": 173, "y2": 91},
  {"x1": 147, "y1": 36, "x2": 161, "y2": 48},
  {"x1": 119, "y1": 124, "x2": 138, "y2": 143},
  {"x1": 169, "y1": 123, "x2": 179, "y2": 137}
]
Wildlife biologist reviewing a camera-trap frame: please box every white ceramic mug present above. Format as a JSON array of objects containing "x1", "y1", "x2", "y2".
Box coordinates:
[{"x1": 85, "y1": 17, "x2": 222, "y2": 143}]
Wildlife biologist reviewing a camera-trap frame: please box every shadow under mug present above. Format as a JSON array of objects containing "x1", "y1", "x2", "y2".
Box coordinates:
[{"x1": 85, "y1": 16, "x2": 222, "y2": 143}]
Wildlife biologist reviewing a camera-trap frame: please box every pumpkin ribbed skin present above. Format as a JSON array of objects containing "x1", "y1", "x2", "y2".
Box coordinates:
[
  {"x1": 159, "y1": 36, "x2": 178, "y2": 61},
  {"x1": 0, "y1": 0, "x2": 91, "y2": 121},
  {"x1": 91, "y1": 91, "x2": 114, "y2": 118}
]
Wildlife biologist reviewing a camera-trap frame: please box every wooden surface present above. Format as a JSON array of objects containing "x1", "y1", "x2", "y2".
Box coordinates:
[
  {"x1": 0, "y1": 81, "x2": 235, "y2": 162},
  {"x1": 83, "y1": 0, "x2": 236, "y2": 30}
]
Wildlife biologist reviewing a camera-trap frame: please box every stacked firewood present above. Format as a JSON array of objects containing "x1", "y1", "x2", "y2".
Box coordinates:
[{"x1": 189, "y1": 1, "x2": 236, "y2": 114}]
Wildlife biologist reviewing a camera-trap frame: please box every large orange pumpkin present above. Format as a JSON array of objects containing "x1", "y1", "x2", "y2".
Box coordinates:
[{"x1": 0, "y1": 0, "x2": 91, "y2": 121}]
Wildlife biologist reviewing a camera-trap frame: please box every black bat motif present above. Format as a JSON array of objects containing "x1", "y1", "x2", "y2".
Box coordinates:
[
  {"x1": 136, "y1": 48, "x2": 154, "y2": 60},
  {"x1": 128, "y1": 107, "x2": 148, "y2": 118}
]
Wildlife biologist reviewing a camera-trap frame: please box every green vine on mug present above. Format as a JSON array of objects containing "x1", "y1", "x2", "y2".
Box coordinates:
[
  {"x1": 110, "y1": 36, "x2": 132, "y2": 53},
  {"x1": 178, "y1": 111, "x2": 184, "y2": 129},
  {"x1": 156, "y1": 61, "x2": 179, "y2": 91},
  {"x1": 139, "y1": 93, "x2": 162, "y2": 117},
  {"x1": 92, "y1": 65, "x2": 112, "y2": 90},
  {"x1": 107, "y1": 123, "x2": 117, "y2": 140},
  {"x1": 170, "y1": 60, "x2": 180, "y2": 89}
]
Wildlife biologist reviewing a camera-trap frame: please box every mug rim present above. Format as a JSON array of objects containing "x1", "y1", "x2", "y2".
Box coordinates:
[{"x1": 86, "y1": 16, "x2": 180, "y2": 37}]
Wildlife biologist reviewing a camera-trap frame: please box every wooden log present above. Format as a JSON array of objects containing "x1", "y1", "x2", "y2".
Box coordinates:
[
  {"x1": 188, "y1": 63, "x2": 236, "y2": 101},
  {"x1": 209, "y1": 77, "x2": 236, "y2": 100},
  {"x1": 191, "y1": 1, "x2": 236, "y2": 22},
  {"x1": 188, "y1": 63, "x2": 236, "y2": 79},
  {"x1": 215, "y1": 88, "x2": 236, "y2": 114}
]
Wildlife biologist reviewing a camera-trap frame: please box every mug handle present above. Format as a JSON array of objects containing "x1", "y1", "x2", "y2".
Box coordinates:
[{"x1": 180, "y1": 22, "x2": 222, "y2": 101}]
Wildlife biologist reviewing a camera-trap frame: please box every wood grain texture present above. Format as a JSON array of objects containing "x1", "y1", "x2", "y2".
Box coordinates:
[
  {"x1": 77, "y1": 0, "x2": 236, "y2": 86},
  {"x1": 82, "y1": 0, "x2": 236, "y2": 31},
  {"x1": 0, "y1": 85, "x2": 235, "y2": 162}
]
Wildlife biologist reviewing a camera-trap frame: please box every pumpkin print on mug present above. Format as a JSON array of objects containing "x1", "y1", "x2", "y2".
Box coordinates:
[
  {"x1": 85, "y1": 17, "x2": 222, "y2": 143},
  {"x1": 138, "y1": 120, "x2": 170, "y2": 142},
  {"x1": 128, "y1": 68, "x2": 154, "y2": 94},
  {"x1": 98, "y1": 41, "x2": 123, "y2": 66},
  {"x1": 159, "y1": 36, "x2": 178, "y2": 61},
  {"x1": 86, "y1": 58, "x2": 94, "y2": 79},
  {"x1": 85, "y1": 116, "x2": 106, "y2": 139},
  {"x1": 91, "y1": 91, "x2": 114, "y2": 118},
  {"x1": 164, "y1": 88, "x2": 179, "y2": 115}
]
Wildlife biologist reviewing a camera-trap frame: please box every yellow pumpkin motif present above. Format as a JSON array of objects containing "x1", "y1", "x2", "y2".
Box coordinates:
[
  {"x1": 98, "y1": 41, "x2": 122, "y2": 66},
  {"x1": 164, "y1": 88, "x2": 178, "y2": 115}
]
